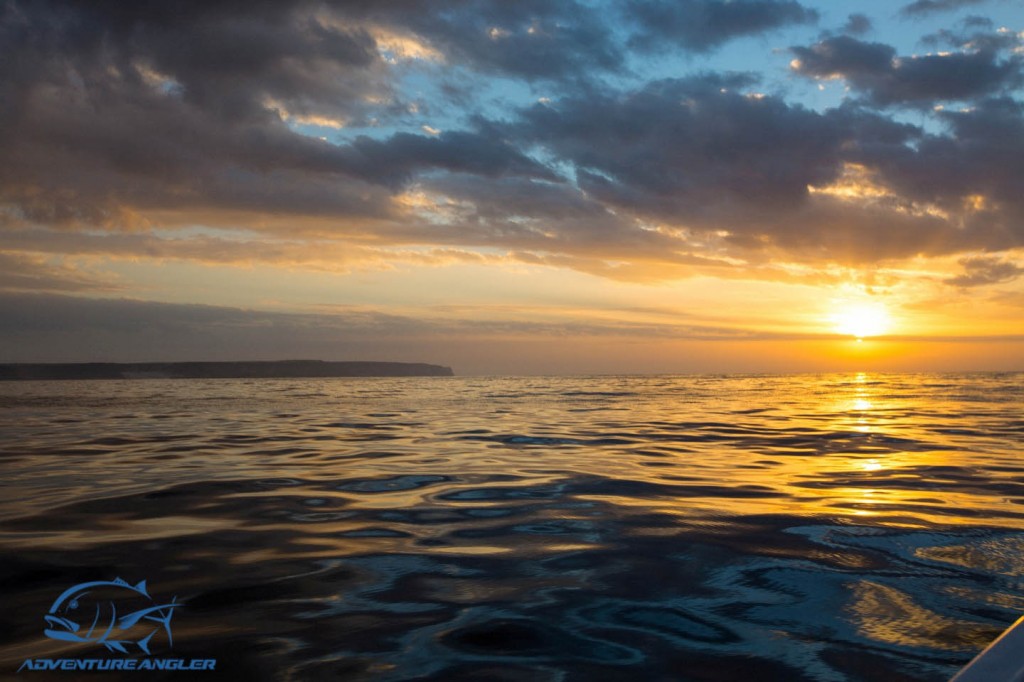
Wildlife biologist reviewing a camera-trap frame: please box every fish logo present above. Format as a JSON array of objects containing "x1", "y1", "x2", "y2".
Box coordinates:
[{"x1": 43, "y1": 578, "x2": 179, "y2": 655}]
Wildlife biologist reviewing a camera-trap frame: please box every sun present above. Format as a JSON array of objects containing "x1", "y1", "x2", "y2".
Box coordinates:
[{"x1": 832, "y1": 302, "x2": 891, "y2": 339}]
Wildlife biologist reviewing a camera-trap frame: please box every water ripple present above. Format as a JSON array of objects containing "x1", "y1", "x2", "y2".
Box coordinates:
[{"x1": 0, "y1": 373, "x2": 1021, "y2": 681}]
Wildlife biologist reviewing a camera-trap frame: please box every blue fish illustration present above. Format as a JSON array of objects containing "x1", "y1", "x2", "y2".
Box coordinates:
[{"x1": 43, "y1": 578, "x2": 178, "y2": 654}]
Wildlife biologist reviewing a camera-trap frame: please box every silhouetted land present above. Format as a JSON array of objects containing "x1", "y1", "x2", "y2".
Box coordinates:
[{"x1": 0, "y1": 360, "x2": 454, "y2": 380}]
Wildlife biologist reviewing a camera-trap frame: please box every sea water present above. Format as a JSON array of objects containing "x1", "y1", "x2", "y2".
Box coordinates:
[{"x1": 0, "y1": 374, "x2": 1021, "y2": 681}]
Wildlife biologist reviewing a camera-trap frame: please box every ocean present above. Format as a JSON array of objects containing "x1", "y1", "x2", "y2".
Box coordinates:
[{"x1": 0, "y1": 374, "x2": 1021, "y2": 681}]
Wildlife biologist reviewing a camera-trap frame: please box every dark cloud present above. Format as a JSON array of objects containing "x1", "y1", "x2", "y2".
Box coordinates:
[
  {"x1": 960, "y1": 15, "x2": 996, "y2": 29},
  {"x1": 842, "y1": 14, "x2": 873, "y2": 36},
  {"x1": 791, "y1": 36, "x2": 896, "y2": 77},
  {"x1": 0, "y1": 293, "x2": 780, "y2": 368},
  {"x1": 343, "y1": 132, "x2": 559, "y2": 188},
  {"x1": 790, "y1": 36, "x2": 1022, "y2": 106},
  {"x1": 921, "y1": 23, "x2": 1020, "y2": 53},
  {"x1": 626, "y1": 0, "x2": 818, "y2": 52},
  {"x1": 0, "y1": 292, "x2": 452, "y2": 363},
  {"x1": 509, "y1": 74, "x2": 1024, "y2": 263},
  {"x1": 900, "y1": 0, "x2": 988, "y2": 18},
  {"x1": 1, "y1": 0, "x2": 379, "y2": 227},
  {"x1": 862, "y1": 51, "x2": 1021, "y2": 105},
  {"x1": 0, "y1": 0, "x2": 562, "y2": 231},
  {"x1": 516, "y1": 75, "x2": 912, "y2": 222},
  {"x1": 358, "y1": 0, "x2": 623, "y2": 79},
  {"x1": 2, "y1": 0, "x2": 1024, "y2": 281},
  {"x1": 945, "y1": 255, "x2": 1024, "y2": 287},
  {"x1": 862, "y1": 98, "x2": 1024, "y2": 225},
  {"x1": 0, "y1": 0, "x2": 382, "y2": 128},
  {"x1": 734, "y1": 195, "x2": 961, "y2": 262}
]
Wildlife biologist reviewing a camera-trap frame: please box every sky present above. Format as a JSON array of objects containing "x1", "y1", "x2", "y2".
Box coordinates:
[{"x1": 1, "y1": 0, "x2": 1023, "y2": 375}]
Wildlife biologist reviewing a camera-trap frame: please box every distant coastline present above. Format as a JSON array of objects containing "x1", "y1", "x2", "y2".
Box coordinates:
[{"x1": 0, "y1": 360, "x2": 454, "y2": 381}]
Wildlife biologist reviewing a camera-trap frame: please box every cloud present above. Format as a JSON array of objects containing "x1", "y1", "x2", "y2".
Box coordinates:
[
  {"x1": 358, "y1": 0, "x2": 624, "y2": 79},
  {"x1": 842, "y1": 14, "x2": 873, "y2": 36},
  {"x1": 2, "y1": 0, "x2": 386, "y2": 228},
  {"x1": 0, "y1": 253, "x2": 122, "y2": 293},
  {"x1": 508, "y1": 74, "x2": 1024, "y2": 265},
  {"x1": 860, "y1": 98, "x2": 1024, "y2": 225},
  {"x1": 921, "y1": 22, "x2": 1020, "y2": 52},
  {"x1": 396, "y1": 174, "x2": 691, "y2": 261},
  {"x1": 0, "y1": 292, "x2": 800, "y2": 367},
  {"x1": 960, "y1": 15, "x2": 997, "y2": 29},
  {"x1": 945, "y1": 255, "x2": 1024, "y2": 287},
  {"x1": 0, "y1": 0, "x2": 565, "y2": 236},
  {"x1": 2, "y1": 0, "x2": 1024, "y2": 287},
  {"x1": 900, "y1": 0, "x2": 988, "y2": 18},
  {"x1": 791, "y1": 36, "x2": 896, "y2": 78},
  {"x1": 625, "y1": 0, "x2": 817, "y2": 53},
  {"x1": 0, "y1": 67, "x2": 555, "y2": 228},
  {"x1": 0, "y1": 227, "x2": 503, "y2": 273},
  {"x1": 2, "y1": 0, "x2": 624, "y2": 91},
  {"x1": 514, "y1": 77, "x2": 924, "y2": 245},
  {"x1": 0, "y1": 292, "x2": 441, "y2": 363},
  {"x1": 343, "y1": 131, "x2": 560, "y2": 188},
  {"x1": 519, "y1": 75, "x2": 845, "y2": 213},
  {"x1": 790, "y1": 36, "x2": 1022, "y2": 106},
  {"x1": 1, "y1": 0, "x2": 383, "y2": 128},
  {"x1": 1, "y1": 293, "x2": 1018, "y2": 375}
]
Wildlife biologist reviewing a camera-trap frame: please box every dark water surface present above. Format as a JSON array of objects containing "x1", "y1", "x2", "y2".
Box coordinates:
[{"x1": 1, "y1": 374, "x2": 1022, "y2": 681}]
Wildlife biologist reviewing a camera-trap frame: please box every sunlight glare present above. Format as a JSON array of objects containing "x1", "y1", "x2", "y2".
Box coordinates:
[{"x1": 832, "y1": 302, "x2": 891, "y2": 339}]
